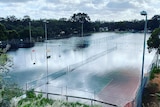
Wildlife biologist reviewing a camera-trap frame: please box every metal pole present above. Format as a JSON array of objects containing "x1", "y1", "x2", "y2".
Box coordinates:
[
  {"x1": 141, "y1": 15, "x2": 147, "y2": 87},
  {"x1": 94, "y1": 91, "x2": 95, "y2": 105},
  {"x1": 29, "y1": 22, "x2": 32, "y2": 42},
  {"x1": 61, "y1": 87, "x2": 63, "y2": 99},
  {"x1": 91, "y1": 100, "x2": 93, "y2": 106},
  {"x1": 140, "y1": 12, "x2": 147, "y2": 107},
  {"x1": 45, "y1": 21, "x2": 47, "y2": 41},
  {"x1": 81, "y1": 21, "x2": 84, "y2": 62},
  {"x1": 26, "y1": 82, "x2": 28, "y2": 91},
  {"x1": 44, "y1": 20, "x2": 49, "y2": 99},
  {"x1": 81, "y1": 21, "x2": 84, "y2": 38},
  {"x1": 66, "y1": 86, "x2": 67, "y2": 95},
  {"x1": 44, "y1": 20, "x2": 49, "y2": 84}
]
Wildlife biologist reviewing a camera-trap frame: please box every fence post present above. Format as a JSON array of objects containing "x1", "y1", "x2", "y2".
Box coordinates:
[
  {"x1": 26, "y1": 82, "x2": 28, "y2": 91},
  {"x1": 47, "y1": 93, "x2": 49, "y2": 99},
  {"x1": 66, "y1": 96, "x2": 68, "y2": 102},
  {"x1": 94, "y1": 91, "x2": 95, "y2": 105},
  {"x1": 66, "y1": 86, "x2": 67, "y2": 96},
  {"x1": 91, "y1": 100, "x2": 93, "y2": 106},
  {"x1": 61, "y1": 87, "x2": 63, "y2": 100}
]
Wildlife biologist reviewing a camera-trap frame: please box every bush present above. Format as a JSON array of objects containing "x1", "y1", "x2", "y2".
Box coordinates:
[
  {"x1": 26, "y1": 89, "x2": 36, "y2": 98},
  {"x1": 17, "y1": 91, "x2": 101, "y2": 107},
  {"x1": 0, "y1": 76, "x2": 23, "y2": 107},
  {"x1": 150, "y1": 67, "x2": 160, "y2": 80}
]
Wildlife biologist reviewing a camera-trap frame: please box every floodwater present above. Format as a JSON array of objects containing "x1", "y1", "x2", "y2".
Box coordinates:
[{"x1": 7, "y1": 32, "x2": 155, "y2": 106}]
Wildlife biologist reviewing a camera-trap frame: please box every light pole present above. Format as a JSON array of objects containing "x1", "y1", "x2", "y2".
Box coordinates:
[
  {"x1": 140, "y1": 10, "x2": 147, "y2": 107},
  {"x1": 29, "y1": 22, "x2": 32, "y2": 42},
  {"x1": 158, "y1": 18, "x2": 160, "y2": 28},
  {"x1": 44, "y1": 19, "x2": 49, "y2": 84},
  {"x1": 81, "y1": 20, "x2": 84, "y2": 62},
  {"x1": 44, "y1": 20, "x2": 48, "y2": 41},
  {"x1": 81, "y1": 20, "x2": 84, "y2": 39}
]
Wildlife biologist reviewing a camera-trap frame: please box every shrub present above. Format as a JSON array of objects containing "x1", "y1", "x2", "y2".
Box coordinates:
[
  {"x1": 150, "y1": 67, "x2": 160, "y2": 80},
  {"x1": 26, "y1": 89, "x2": 36, "y2": 98},
  {"x1": 17, "y1": 91, "x2": 101, "y2": 107}
]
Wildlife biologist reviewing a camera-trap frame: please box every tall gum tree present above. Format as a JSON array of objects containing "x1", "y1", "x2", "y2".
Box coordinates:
[{"x1": 147, "y1": 28, "x2": 160, "y2": 66}]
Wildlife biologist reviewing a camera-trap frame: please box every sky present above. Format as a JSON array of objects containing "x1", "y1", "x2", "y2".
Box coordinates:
[{"x1": 0, "y1": 0, "x2": 160, "y2": 21}]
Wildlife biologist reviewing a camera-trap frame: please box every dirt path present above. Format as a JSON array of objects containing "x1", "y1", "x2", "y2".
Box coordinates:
[
  {"x1": 142, "y1": 74, "x2": 160, "y2": 107},
  {"x1": 150, "y1": 74, "x2": 160, "y2": 90}
]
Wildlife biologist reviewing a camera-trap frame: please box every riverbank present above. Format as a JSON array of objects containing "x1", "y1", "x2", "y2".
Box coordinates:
[
  {"x1": 142, "y1": 68, "x2": 160, "y2": 106},
  {"x1": 0, "y1": 39, "x2": 34, "y2": 51}
]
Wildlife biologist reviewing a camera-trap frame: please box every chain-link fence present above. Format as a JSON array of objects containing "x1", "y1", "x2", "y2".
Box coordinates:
[
  {"x1": 33, "y1": 90, "x2": 118, "y2": 107},
  {"x1": 135, "y1": 51, "x2": 157, "y2": 107}
]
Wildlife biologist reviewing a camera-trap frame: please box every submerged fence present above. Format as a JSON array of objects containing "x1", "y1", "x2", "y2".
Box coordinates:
[
  {"x1": 23, "y1": 46, "x2": 118, "y2": 107},
  {"x1": 25, "y1": 76, "x2": 118, "y2": 107},
  {"x1": 25, "y1": 47, "x2": 117, "y2": 90},
  {"x1": 32, "y1": 90, "x2": 118, "y2": 107},
  {"x1": 24, "y1": 51, "x2": 157, "y2": 107}
]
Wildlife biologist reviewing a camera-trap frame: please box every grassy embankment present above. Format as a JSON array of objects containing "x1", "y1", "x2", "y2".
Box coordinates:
[{"x1": 142, "y1": 67, "x2": 160, "y2": 107}]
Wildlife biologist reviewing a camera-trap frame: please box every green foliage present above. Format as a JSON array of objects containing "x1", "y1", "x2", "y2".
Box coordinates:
[
  {"x1": 150, "y1": 67, "x2": 160, "y2": 80},
  {"x1": 26, "y1": 89, "x2": 36, "y2": 98},
  {"x1": 0, "y1": 53, "x2": 7, "y2": 65},
  {"x1": 0, "y1": 23, "x2": 20, "y2": 41},
  {"x1": 17, "y1": 91, "x2": 101, "y2": 107},
  {"x1": 7, "y1": 30, "x2": 19, "y2": 40},
  {"x1": 0, "y1": 23, "x2": 8, "y2": 40},
  {"x1": 147, "y1": 28, "x2": 160, "y2": 51},
  {"x1": 0, "y1": 14, "x2": 160, "y2": 41},
  {"x1": 0, "y1": 75, "x2": 23, "y2": 107},
  {"x1": 19, "y1": 27, "x2": 30, "y2": 39},
  {"x1": 70, "y1": 13, "x2": 91, "y2": 23},
  {"x1": 2, "y1": 84, "x2": 22, "y2": 100},
  {"x1": 0, "y1": 52, "x2": 22, "y2": 107}
]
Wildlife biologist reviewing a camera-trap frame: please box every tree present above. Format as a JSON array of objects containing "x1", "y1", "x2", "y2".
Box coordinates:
[
  {"x1": 18, "y1": 27, "x2": 29, "y2": 39},
  {"x1": 70, "y1": 13, "x2": 92, "y2": 34},
  {"x1": 147, "y1": 28, "x2": 160, "y2": 51},
  {"x1": 0, "y1": 23, "x2": 7, "y2": 40},
  {"x1": 70, "y1": 13, "x2": 91, "y2": 48},
  {"x1": 149, "y1": 15, "x2": 160, "y2": 30},
  {"x1": 7, "y1": 30, "x2": 19, "y2": 40},
  {"x1": 147, "y1": 28, "x2": 160, "y2": 67},
  {"x1": 0, "y1": 51, "x2": 22, "y2": 107},
  {"x1": 6, "y1": 15, "x2": 17, "y2": 22},
  {"x1": 22, "y1": 15, "x2": 31, "y2": 22},
  {"x1": 70, "y1": 13, "x2": 90, "y2": 23}
]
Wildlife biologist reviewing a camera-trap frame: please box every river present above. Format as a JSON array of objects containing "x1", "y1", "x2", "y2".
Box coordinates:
[{"x1": 7, "y1": 32, "x2": 155, "y2": 106}]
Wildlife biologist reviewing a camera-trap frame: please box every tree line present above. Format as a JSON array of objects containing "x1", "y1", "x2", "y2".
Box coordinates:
[{"x1": 0, "y1": 13, "x2": 160, "y2": 41}]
